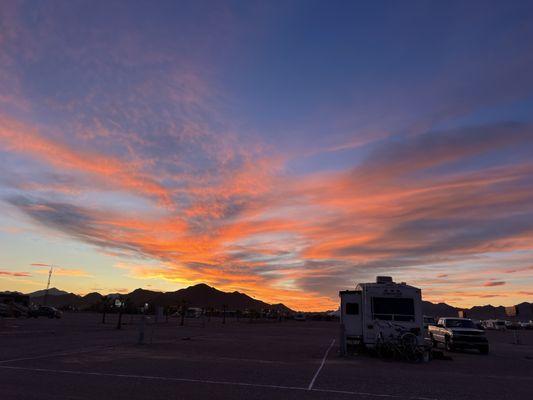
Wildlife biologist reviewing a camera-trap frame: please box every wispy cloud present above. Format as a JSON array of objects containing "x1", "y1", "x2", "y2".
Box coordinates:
[
  {"x1": 30, "y1": 263, "x2": 92, "y2": 278},
  {"x1": 0, "y1": 270, "x2": 31, "y2": 277},
  {"x1": 483, "y1": 281, "x2": 506, "y2": 287}
]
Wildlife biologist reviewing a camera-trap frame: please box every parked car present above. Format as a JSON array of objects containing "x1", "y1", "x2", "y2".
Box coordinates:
[
  {"x1": 0, "y1": 302, "x2": 28, "y2": 318},
  {"x1": 186, "y1": 307, "x2": 202, "y2": 318},
  {"x1": 428, "y1": 317, "x2": 489, "y2": 354},
  {"x1": 294, "y1": 313, "x2": 306, "y2": 321},
  {"x1": 0, "y1": 303, "x2": 10, "y2": 317},
  {"x1": 0, "y1": 292, "x2": 31, "y2": 317},
  {"x1": 28, "y1": 306, "x2": 62, "y2": 319},
  {"x1": 11, "y1": 303, "x2": 29, "y2": 318},
  {"x1": 519, "y1": 321, "x2": 533, "y2": 329},
  {"x1": 505, "y1": 321, "x2": 522, "y2": 330}
]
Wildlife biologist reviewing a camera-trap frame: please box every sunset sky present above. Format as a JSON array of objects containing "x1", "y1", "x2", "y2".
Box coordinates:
[{"x1": 1, "y1": 1, "x2": 533, "y2": 311}]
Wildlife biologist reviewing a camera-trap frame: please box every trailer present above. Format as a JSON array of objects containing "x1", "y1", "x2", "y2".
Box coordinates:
[
  {"x1": 339, "y1": 276, "x2": 430, "y2": 361},
  {"x1": 483, "y1": 319, "x2": 507, "y2": 330}
]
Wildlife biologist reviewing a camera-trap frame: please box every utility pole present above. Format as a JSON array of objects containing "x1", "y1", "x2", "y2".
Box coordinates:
[
  {"x1": 506, "y1": 306, "x2": 521, "y2": 345},
  {"x1": 101, "y1": 296, "x2": 108, "y2": 324},
  {"x1": 43, "y1": 265, "x2": 54, "y2": 306},
  {"x1": 180, "y1": 300, "x2": 186, "y2": 326},
  {"x1": 116, "y1": 298, "x2": 124, "y2": 330}
]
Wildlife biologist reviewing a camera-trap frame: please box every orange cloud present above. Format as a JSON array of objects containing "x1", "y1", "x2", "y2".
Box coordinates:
[
  {"x1": 0, "y1": 270, "x2": 31, "y2": 277},
  {"x1": 483, "y1": 281, "x2": 506, "y2": 287},
  {"x1": 0, "y1": 116, "x2": 173, "y2": 206}
]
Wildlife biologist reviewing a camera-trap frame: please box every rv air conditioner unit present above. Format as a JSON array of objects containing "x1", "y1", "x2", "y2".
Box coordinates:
[{"x1": 376, "y1": 276, "x2": 393, "y2": 284}]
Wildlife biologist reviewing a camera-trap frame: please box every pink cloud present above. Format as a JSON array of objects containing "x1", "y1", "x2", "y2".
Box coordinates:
[
  {"x1": 483, "y1": 281, "x2": 506, "y2": 287},
  {"x1": 0, "y1": 270, "x2": 31, "y2": 277},
  {"x1": 0, "y1": 116, "x2": 173, "y2": 206}
]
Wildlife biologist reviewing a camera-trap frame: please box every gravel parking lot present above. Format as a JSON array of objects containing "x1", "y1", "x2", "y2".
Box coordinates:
[{"x1": 1, "y1": 313, "x2": 532, "y2": 399}]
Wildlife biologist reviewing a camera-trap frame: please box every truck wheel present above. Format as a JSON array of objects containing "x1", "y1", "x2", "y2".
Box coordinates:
[
  {"x1": 420, "y1": 349, "x2": 431, "y2": 363},
  {"x1": 430, "y1": 334, "x2": 437, "y2": 348},
  {"x1": 479, "y1": 345, "x2": 489, "y2": 355},
  {"x1": 445, "y1": 337, "x2": 454, "y2": 352}
]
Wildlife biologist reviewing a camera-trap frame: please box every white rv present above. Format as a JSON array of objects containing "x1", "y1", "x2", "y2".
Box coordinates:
[
  {"x1": 339, "y1": 276, "x2": 424, "y2": 355},
  {"x1": 484, "y1": 319, "x2": 507, "y2": 330}
]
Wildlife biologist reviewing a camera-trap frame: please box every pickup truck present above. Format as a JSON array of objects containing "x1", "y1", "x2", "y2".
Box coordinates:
[{"x1": 428, "y1": 317, "x2": 489, "y2": 354}]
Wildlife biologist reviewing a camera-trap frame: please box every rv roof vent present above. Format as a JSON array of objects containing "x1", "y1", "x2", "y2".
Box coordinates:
[{"x1": 376, "y1": 276, "x2": 393, "y2": 284}]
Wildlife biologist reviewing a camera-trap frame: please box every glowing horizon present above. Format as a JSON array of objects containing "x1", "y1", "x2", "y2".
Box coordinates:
[{"x1": 1, "y1": 1, "x2": 533, "y2": 311}]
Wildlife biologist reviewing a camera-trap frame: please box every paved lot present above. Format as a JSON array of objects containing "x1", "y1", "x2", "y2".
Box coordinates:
[{"x1": 1, "y1": 313, "x2": 532, "y2": 399}]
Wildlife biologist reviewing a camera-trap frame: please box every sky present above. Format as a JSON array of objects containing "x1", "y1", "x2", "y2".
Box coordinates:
[{"x1": 1, "y1": 0, "x2": 533, "y2": 311}]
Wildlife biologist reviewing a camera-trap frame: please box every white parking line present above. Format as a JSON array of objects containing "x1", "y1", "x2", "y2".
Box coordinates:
[
  {"x1": 0, "y1": 364, "x2": 305, "y2": 391},
  {"x1": 308, "y1": 338, "x2": 335, "y2": 390},
  {"x1": 312, "y1": 388, "x2": 437, "y2": 400},
  {"x1": 0, "y1": 364, "x2": 438, "y2": 399},
  {"x1": 0, "y1": 346, "x2": 114, "y2": 364}
]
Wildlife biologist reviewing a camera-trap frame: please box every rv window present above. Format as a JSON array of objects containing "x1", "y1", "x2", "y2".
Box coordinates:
[
  {"x1": 346, "y1": 303, "x2": 359, "y2": 315},
  {"x1": 372, "y1": 297, "x2": 415, "y2": 321}
]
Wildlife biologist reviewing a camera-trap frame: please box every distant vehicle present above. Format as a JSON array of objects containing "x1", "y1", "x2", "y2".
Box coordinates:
[
  {"x1": 505, "y1": 321, "x2": 521, "y2": 330},
  {"x1": 428, "y1": 317, "x2": 489, "y2": 354},
  {"x1": 294, "y1": 313, "x2": 306, "y2": 321},
  {"x1": 328, "y1": 308, "x2": 341, "y2": 318},
  {"x1": 423, "y1": 316, "x2": 436, "y2": 329},
  {"x1": 471, "y1": 319, "x2": 484, "y2": 330},
  {"x1": 28, "y1": 306, "x2": 62, "y2": 319},
  {"x1": 0, "y1": 303, "x2": 10, "y2": 317},
  {"x1": 186, "y1": 307, "x2": 202, "y2": 318},
  {"x1": 484, "y1": 319, "x2": 507, "y2": 330},
  {"x1": 518, "y1": 321, "x2": 531, "y2": 329},
  {"x1": 11, "y1": 303, "x2": 29, "y2": 318},
  {"x1": 0, "y1": 292, "x2": 30, "y2": 317},
  {"x1": 0, "y1": 303, "x2": 29, "y2": 318}
]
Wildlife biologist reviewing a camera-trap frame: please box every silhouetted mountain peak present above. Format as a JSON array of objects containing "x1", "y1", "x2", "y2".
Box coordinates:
[
  {"x1": 189, "y1": 283, "x2": 212, "y2": 289},
  {"x1": 28, "y1": 287, "x2": 69, "y2": 297}
]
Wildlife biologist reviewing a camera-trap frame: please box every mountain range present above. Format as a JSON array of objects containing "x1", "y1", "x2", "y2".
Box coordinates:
[
  {"x1": 20, "y1": 284, "x2": 533, "y2": 320},
  {"x1": 26, "y1": 283, "x2": 294, "y2": 314},
  {"x1": 422, "y1": 300, "x2": 533, "y2": 321}
]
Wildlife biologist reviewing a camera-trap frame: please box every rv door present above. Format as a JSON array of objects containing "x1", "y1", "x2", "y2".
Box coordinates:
[{"x1": 340, "y1": 291, "x2": 363, "y2": 338}]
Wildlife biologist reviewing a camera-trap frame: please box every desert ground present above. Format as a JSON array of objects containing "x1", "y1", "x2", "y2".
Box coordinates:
[{"x1": 1, "y1": 313, "x2": 532, "y2": 400}]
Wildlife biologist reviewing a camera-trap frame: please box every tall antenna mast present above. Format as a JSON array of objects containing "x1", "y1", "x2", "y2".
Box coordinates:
[{"x1": 43, "y1": 265, "x2": 54, "y2": 306}]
